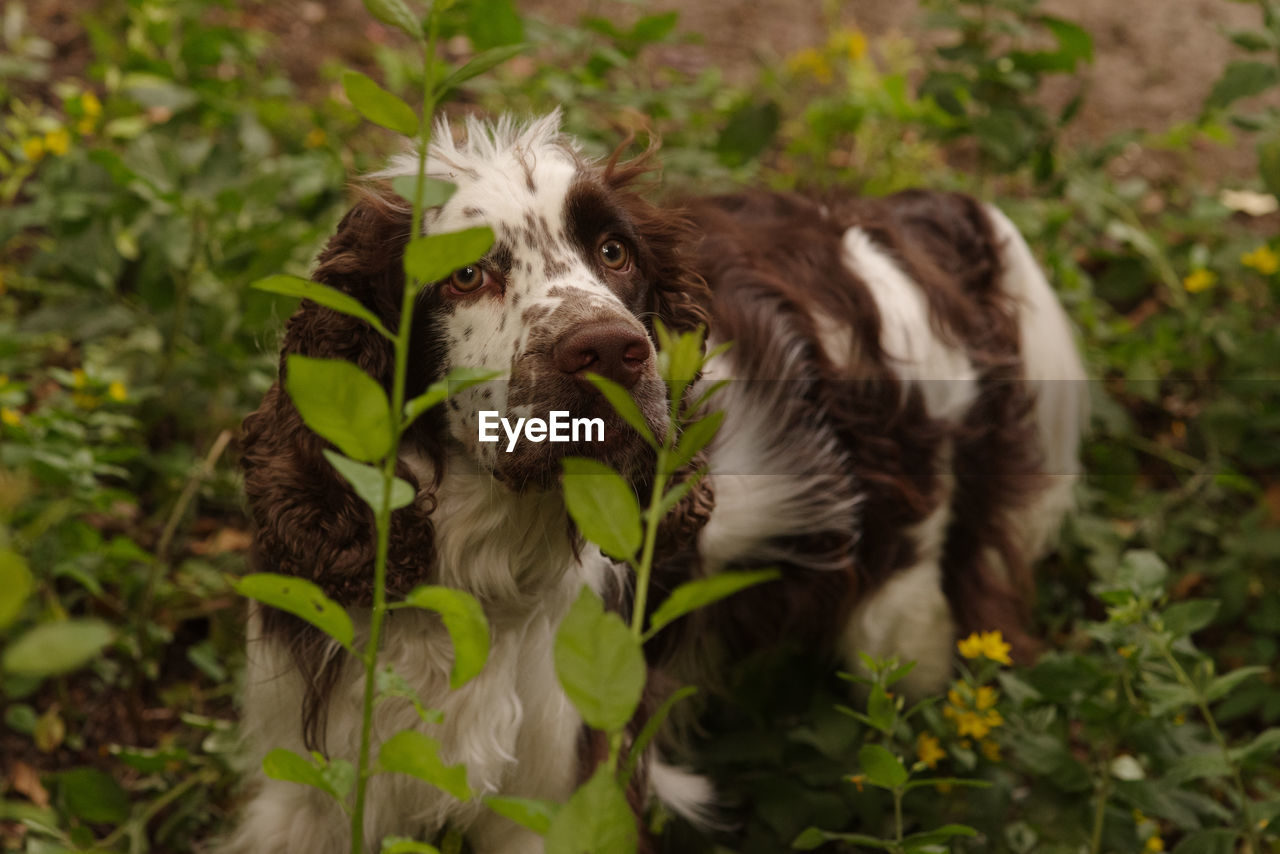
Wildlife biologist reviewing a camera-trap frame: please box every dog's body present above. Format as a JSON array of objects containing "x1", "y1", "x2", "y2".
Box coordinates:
[{"x1": 225, "y1": 114, "x2": 1086, "y2": 853}]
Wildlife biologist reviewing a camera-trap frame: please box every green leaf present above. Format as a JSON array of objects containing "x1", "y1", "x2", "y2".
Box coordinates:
[
  {"x1": 1205, "y1": 61, "x2": 1280, "y2": 112},
  {"x1": 561, "y1": 458, "x2": 642, "y2": 561},
  {"x1": 1042, "y1": 16, "x2": 1093, "y2": 65},
  {"x1": 1163, "y1": 751, "x2": 1232, "y2": 785},
  {"x1": 463, "y1": 0, "x2": 525, "y2": 49},
  {"x1": 404, "y1": 367, "x2": 502, "y2": 426},
  {"x1": 342, "y1": 71, "x2": 419, "y2": 135},
  {"x1": 401, "y1": 586, "x2": 490, "y2": 689},
  {"x1": 438, "y1": 45, "x2": 528, "y2": 95},
  {"x1": 858, "y1": 743, "x2": 908, "y2": 790},
  {"x1": 323, "y1": 450, "x2": 415, "y2": 514},
  {"x1": 620, "y1": 685, "x2": 698, "y2": 785},
  {"x1": 544, "y1": 766, "x2": 637, "y2": 854},
  {"x1": 362, "y1": 0, "x2": 421, "y2": 38},
  {"x1": 1206, "y1": 665, "x2": 1267, "y2": 702},
  {"x1": 379, "y1": 730, "x2": 472, "y2": 801},
  {"x1": 1170, "y1": 829, "x2": 1241, "y2": 854},
  {"x1": 866, "y1": 685, "x2": 895, "y2": 735},
  {"x1": 673, "y1": 410, "x2": 724, "y2": 468},
  {"x1": 646, "y1": 569, "x2": 779, "y2": 639},
  {"x1": 2, "y1": 619, "x2": 114, "y2": 678},
  {"x1": 60, "y1": 767, "x2": 130, "y2": 825},
  {"x1": 1229, "y1": 726, "x2": 1280, "y2": 764},
  {"x1": 657, "y1": 326, "x2": 706, "y2": 405},
  {"x1": 482, "y1": 796, "x2": 559, "y2": 836},
  {"x1": 404, "y1": 226, "x2": 495, "y2": 285},
  {"x1": 903, "y1": 824, "x2": 979, "y2": 847},
  {"x1": 716, "y1": 99, "x2": 780, "y2": 167},
  {"x1": 252, "y1": 274, "x2": 393, "y2": 339},
  {"x1": 657, "y1": 475, "x2": 700, "y2": 518},
  {"x1": 1162, "y1": 599, "x2": 1220, "y2": 637},
  {"x1": 382, "y1": 838, "x2": 442, "y2": 854},
  {"x1": 554, "y1": 586, "x2": 645, "y2": 731},
  {"x1": 235, "y1": 573, "x2": 354, "y2": 648},
  {"x1": 391, "y1": 176, "x2": 457, "y2": 210},
  {"x1": 793, "y1": 828, "x2": 892, "y2": 850},
  {"x1": 1258, "y1": 132, "x2": 1280, "y2": 199},
  {"x1": 0, "y1": 550, "x2": 33, "y2": 631},
  {"x1": 262, "y1": 749, "x2": 348, "y2": 803},
  {"x1": 285, "y1": 355, "x2": 393, "y2": 463},
  {"x1": 585, "y1": 373, "x2": 657, "y2": 447}
]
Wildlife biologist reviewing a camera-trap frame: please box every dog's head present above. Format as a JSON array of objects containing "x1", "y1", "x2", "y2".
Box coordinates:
[
  {"x1": 240, "y1": 113, "x2": 708, "y2": 602},
  {"x1": 391, "y1": 113, "x2": 705, "y2": 488}
]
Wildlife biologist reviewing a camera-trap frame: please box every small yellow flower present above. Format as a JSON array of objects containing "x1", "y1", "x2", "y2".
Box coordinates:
[
  {"x1": 305, "y1": 128, "x2": 327, "y2": 148},
  {"x1": 44, "y1": 128, "x2": 71, "y2": 157},
  {"x1": 0, "y1": 408, "x2": 21, "y2": 427},
  {"x1": 22, "y1": 137, "x2": 45, "y2": 162},
  {"x1": 1183, "y1": 268, "x2": 1216, "y2": 293},
  {"x1": 1145, "y1": 834, "x2": 1165, "y2": 852},
  {"x1": 787, "y1": 47, "x2": 833, "y2": 84},
  {"x1": 1241, "y1": 245, "x2": 1279, "y2": 275},
  {"x1": 77, "y1": 116, "x2": 96, "y2": 136},
  {"x1": 974, "y1": 685, "x2": 999, "y2": 710},
  {"x1": 980, "y1": 738, "x2": 1002, "y2": 762},
  {"x1": 847, "y1": 773, "x2": 865, "y2": 792},
  {"x1": 107, "y1": 381, "x2": 127, "y2": 402},
  {"x1": 916, "y1": 732, "x2": 945, "y2": 769},
  {"x1": 836, "y1": 29, "x2": 868, "y2": 62},
  {"x1": 72, "y1": 368, "x2": 88, "y2": 389},
  {"x1": 957, "y1": 630, "x2": 1012, "y2": 665},
  {"x1": 82, "y1": 91, "x2": 103, "y2": 118}
]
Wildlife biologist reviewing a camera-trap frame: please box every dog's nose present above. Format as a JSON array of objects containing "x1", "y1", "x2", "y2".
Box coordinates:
[{"x1": 553, "y1": 322, "x2": 651, "y2": 389}]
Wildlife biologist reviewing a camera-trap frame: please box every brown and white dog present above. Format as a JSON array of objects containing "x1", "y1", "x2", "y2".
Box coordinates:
[{"x1": 225, "y1": 112, "x2": 1087, "y2": 853}]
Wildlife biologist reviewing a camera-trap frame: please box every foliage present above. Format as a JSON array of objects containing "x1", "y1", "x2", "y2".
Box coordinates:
[{"x1": 2, "y1": 0, "x2": 1280, "y2": 851}]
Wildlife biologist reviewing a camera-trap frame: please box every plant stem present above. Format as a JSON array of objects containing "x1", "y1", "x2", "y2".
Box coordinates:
[
  {"x1": 96, "y1": 767, "x2": 220, "y2": 850},
  {"x1": 1161, "y1": 648, "x2": 1261, "y2": 853},
  {"x1": 892, "y1": 785, "x2": 905, "y2": 853},
  {"x1": 349, "y1": 19, "x2": 439, "y2": 854},
  {"x1": 1089, "y1": 756, "x2": 1111, "y2": 854}
]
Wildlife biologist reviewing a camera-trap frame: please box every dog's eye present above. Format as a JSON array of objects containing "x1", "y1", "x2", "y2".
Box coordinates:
[
  {"x1": 449, "y1": 265, "x2": 487, "y2": 293},
  {"x1": 599, "y1": 238, "x2": 630, "y2": 271}
]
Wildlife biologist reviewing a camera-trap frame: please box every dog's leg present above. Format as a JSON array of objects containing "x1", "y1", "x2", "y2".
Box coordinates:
[{"x1": 837, "y1": 474, "x2": 956, "y2": 697}]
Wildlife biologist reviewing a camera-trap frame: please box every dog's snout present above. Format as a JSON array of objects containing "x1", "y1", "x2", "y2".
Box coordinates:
[{"x1": 553, "y1": 322, "x2": 651, "y2": 389}]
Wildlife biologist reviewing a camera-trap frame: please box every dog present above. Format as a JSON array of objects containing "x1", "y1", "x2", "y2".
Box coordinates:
[{"x1": 225, "y1": 112, "x2": 1086, "y2": 853}]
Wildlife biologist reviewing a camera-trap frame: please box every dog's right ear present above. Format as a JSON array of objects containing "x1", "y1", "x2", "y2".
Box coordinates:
[{"x1": 239, "y1": 189, "x2": 438, "y2": 607}]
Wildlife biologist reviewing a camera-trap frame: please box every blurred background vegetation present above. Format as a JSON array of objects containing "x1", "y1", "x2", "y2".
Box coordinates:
[{"x1": 2, "y1": 0, "x2": 1279, "y2": 851}]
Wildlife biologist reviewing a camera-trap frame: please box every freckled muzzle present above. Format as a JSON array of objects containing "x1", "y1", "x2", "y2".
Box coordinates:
[{"x1": 492, "y1": 308, "x2": 666, "y2": 490}]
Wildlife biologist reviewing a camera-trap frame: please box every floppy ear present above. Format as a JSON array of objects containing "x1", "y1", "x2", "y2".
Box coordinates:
[{"x1": 240, "y1": 189, "x2": 440, "y2": 608}]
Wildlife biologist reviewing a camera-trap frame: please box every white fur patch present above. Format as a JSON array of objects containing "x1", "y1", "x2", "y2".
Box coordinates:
[{"x1": 839, "y1": 227, "x2": 979, "y2": 421}]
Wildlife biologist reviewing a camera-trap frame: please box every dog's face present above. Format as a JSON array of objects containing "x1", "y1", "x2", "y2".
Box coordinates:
[{"x1": 403, "y1": 117, "x2": 671, "y2": 489}]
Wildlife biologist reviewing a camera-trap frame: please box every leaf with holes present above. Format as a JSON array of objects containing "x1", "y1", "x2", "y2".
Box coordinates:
[
  {"x1": 285, "y1": 355, "x2": 393, "y2": 463},
  {"x1": 554, "y1": 587, "x2": 645, "y2": 732},
  {"x1": 235, "y1": 574, "x2": 354, "y2": 648},
  {"x1": 342, "y1": 71, "x2": 419, "y2": 135},
  {"x1": 561, "y1": 457, "x2": 642, "y2": 561},
  {"x1": 401, "y1": 586, "x2": 490, "y2": 689},
  {"x1": 404, "y1": 227, "x2": 495, "y2": 285}
]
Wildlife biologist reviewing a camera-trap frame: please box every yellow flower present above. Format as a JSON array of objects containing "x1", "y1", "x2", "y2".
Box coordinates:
[
  {"x1": 82, "y1": 91, "x2": 102, "y2": 118},
  {"x1": 957, "y1": 630, "x2": 1012, "y2": 665},
  {"x1": 0, "y1": 408, "x2": 21, "y2": 427},
  {"x1": 1241, "y1": 245, "x2": 1279, "y2": 275},
  {"x1": 916, "y1": 732, "x2": 945, "y2": 769},
  {"x1": 1183, "y1": 269, "x2": 1216, "y2": 293},
  {"x1": 980, "y1": 738, "x2": 1002, "y2": 762},
  {"x1": 22, "y1": 137, "x2": 45, "y2": 162},
  {"x1": 72, "y1": 368, "x2": 88, "y2": 389},
  {"x1": 974, "y1": 685, "x2": 999, "y2": 710},
  {"x1": 1145, "y1": 834, "x2": 1165, "y2": 852},
  {"x1": 944, "y1": 683, "x2": 1004, "y2": 738},
  {"x1": 305, "y1": 128, "x2": 328, "y2": 148},
  {"x1": 787, "y1": 47, "x2": 833, "y2": 84},
  {"x1": 836, "y1": 29, "x2": 868, "y2": 62},
  {"x1": 107, "y1": 381, "x2": 127, "y2": 402},
  {"x1": 44, "y1": 128, "x2": 71, "y2": 157},
  {"x1": 952, "y1": 709, "x2": 1002, "y2": 739}
]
